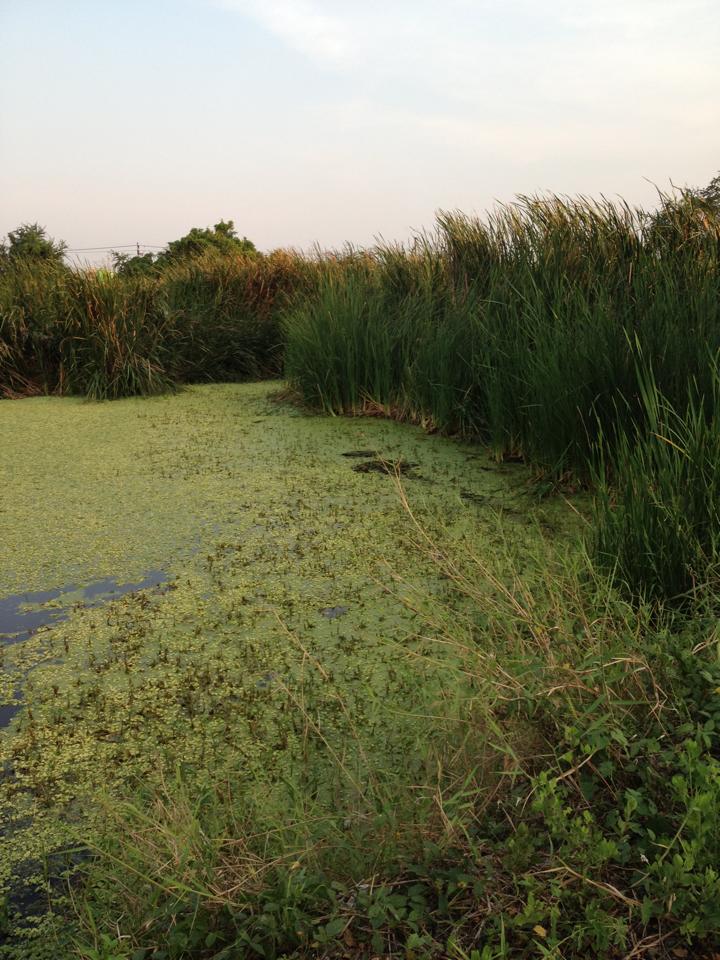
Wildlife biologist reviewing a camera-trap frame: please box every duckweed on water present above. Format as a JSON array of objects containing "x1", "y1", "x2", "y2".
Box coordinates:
[{"x1": 0, "y1": 383, "x2": 576, "y2": 953}]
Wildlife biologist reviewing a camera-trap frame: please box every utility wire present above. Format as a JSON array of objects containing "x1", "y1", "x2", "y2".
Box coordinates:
[{"x1": 66, "y1": 243, "x2": 166, "y2": 252}]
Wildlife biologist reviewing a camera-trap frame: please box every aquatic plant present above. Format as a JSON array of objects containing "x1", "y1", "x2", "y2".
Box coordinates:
[
  {"x1": 593, "y1": 354, "x2": 720, "y2": 602},
  {"x1": 282, "y1": 192, "x2": 720, "y2": 598},
  {"x1": 72, "y1": 502, "x2": 720, "y2": 959},
  {"x1": 285, "y1": 193, "x2": 720, "y2": 476},
  {"x1": 0, "y1": 258, "x2": 67, "y2": 397},
  {"x1": 3, "y1": 185, "x2": 720, "y2": 956}
]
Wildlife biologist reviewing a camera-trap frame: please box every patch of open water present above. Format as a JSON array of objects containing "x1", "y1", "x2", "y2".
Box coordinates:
[
  {"x1": 0, "y1": 570, "x2": 170, "y2": 941},
  {"x1": 0, "y1": 570, "x2": 168, "y2": 729}
]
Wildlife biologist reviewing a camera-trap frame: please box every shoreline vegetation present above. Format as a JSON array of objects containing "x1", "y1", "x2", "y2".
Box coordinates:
[{"x1": 1, "y1": 191, "x2": 719, "y2": 958}]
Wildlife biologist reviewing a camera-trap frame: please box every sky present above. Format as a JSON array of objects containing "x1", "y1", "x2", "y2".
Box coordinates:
[{"x1": 1, "y1": 0, "x2": 718, "y2": 263}]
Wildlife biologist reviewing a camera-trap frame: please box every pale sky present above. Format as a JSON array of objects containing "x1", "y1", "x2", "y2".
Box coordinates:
[{"x1": 1, "y1": 0, "x2": 718, "y2": 262}]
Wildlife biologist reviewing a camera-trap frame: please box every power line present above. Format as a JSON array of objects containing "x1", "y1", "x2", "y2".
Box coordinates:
[{"x1": 65, "y1": 243, "x2": 166, "y2": 252}]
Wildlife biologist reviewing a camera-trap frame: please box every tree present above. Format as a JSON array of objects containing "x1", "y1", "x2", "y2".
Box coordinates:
[
  {"x1": 0, "y1": 222, "x2": 67, "y2": 264},
  {"x1": 697, "y1": 170, "x2": 720, "y2": 208},
  {"x1": 109, "y1": 222, "x2": 257, "y2": 275},
  {"x1": 160, "y1": 220, "x2": 256, "y2": 263},
  {"x1": 111, "y1": 250, "x2": 158, "y2": 277}
]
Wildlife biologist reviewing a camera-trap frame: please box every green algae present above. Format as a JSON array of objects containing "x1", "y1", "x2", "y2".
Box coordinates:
[{"x1": 0, "y1": 382, "x2": 580, "y2": 952}]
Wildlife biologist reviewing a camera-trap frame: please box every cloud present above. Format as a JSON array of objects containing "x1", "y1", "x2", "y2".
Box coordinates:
[
  {"x1": 216, "y1": 0, "x2": 352, "y2": 64},
  {"x1": 214, "y1": 0, "x2": 720, "y2": 138},
  {"x1": 549, "y1": 0, "x2": 714, "y2": 31},
  {"x1": 215, "y1": 0, "x2": 719, "y2": 83}
]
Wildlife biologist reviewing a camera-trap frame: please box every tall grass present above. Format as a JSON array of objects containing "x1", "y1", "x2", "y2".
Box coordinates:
[
  {"x1": 161, "y1": 249, "x2": 313, "y2": 383},
  {"x1": 5, "y1": 190, "x2": 720, "y2": 955},
  {"x1": 0, "y1": 249, "x2": 315, "y2": 399},
  {"x1": 60, "y1": 270, "x2": 174, "y2": 399},
  {"x1": 282, "y1": 192, "x2": 720, "y2": 599},
  {"x1": 285, "y1": 193, "x2": 720, "y2": 478},
  {"x1": 0, "y1": 259, "x2": 67, "y2": 397},
  {"x1": 594, "y1": 356, "x2": 720, "y2": 602},
  {"x1": 283, "y1": 256, "x2": 411, "y2": 415},
  {"x1": 4, "y1": 191, "x2": 719, "y2": 597}
]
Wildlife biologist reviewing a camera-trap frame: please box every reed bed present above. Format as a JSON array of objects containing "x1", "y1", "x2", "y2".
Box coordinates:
[
  {"x1": 285, "y1": 193, "x2": 720, "y2": 474},
  {"x1": 0, "y1": 249, "x2": 317, "y2": 400},
  {"x1": 0, "y1": 258, "x2": 68, "y2": 397},
  {"x1": 3, "y1": 193, "x2": 720, "y2": 600},
  {"x1": 283, "y1": 192, "x2": 720, "y2": 599}
]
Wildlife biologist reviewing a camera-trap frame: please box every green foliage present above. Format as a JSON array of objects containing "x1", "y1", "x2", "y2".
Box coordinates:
[
  {"x1": 5, "y1": 188, "x2": 720, "y2": 954},
  {"x1": 283, "y1": 257, "x2": 402, "y2": 414},
  {"x1": 593, "y1": 356, "x2": 720, "y2": 600},
  {"x1": 159, "y1": 249, "x2": 306, "y2": 382},
  {"x1": 283, "y1": 192, "x2": 720, "y2": 599},
  {"x1": 0, "y1": 258, "x2": 68, "y2": 396},
  {"x1": 160, "y1": 220, "x2": 256, "y2": 264},
  {"x1": 696, "y1": 169, "x2": 720, "y2": 208},
  {"x1": 0, "y1": 222, "x2": 67, "y2": 266},
  {"x1": 110, "y1": 222, "x2": 258, "y2": 278},
  {"x1": 59, "y1": 270, "x2": 175, "y2": 399},
  {"x1": 284, "y1": 193, "x2": 720, "y2": 481},
  {"x1": 111, "y1": 250, "x2": 158, "y2": 277},
  {"x1": 0, "y1": 248, "x2": 312, "y2": 397}
]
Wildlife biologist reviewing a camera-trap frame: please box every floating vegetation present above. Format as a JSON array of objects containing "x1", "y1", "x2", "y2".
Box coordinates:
[
  {"x1": 0, "y1": 572, "x2": 168, "y2": 735},
  {"x1": 0, "y1": 382, "x2": 572, "y2": 953},
  {"x1": 2, "y1": 191, "x2": 716, "y2": 956}
]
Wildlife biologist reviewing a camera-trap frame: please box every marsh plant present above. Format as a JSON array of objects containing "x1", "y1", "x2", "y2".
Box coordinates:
[
  {"x1": 0, "y1": 248, "x2": 316, "y2": 399},
  {"x1": 282, "y1": 192, "x2": 720, "y2": 599},
  {"x1": 284, "y1": 193, "x2": 720, "y2": 475},
  {"x1": 588, "y1": 348, "x2": 720, "y2": 597}
]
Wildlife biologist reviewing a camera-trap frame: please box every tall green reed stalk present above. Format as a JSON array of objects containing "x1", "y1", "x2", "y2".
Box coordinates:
[
  {"x1": 0, "y1": 250, "x2": 316, "y2": 399},
  {"x1": 160, "y1": 250, "x2": 310, "y2": 382},
  {"x1": 283, "y1": 259, "x2": 402, "y2": 414},
  {"x1": 60, "y1": 270, "x2": 174, "y2": 399},
  {"x1": 593, "y1": 355, "x2": 720, "y2": 602},
  {"x1": 0, "y1": 259, "x2": 68, "y2": 396},
  {"x1": 281, "y1": 193, "x2": 720, "y2": 601},
  {"x1": 284, "y1": 193, "x2": 720, "y2": 481}
]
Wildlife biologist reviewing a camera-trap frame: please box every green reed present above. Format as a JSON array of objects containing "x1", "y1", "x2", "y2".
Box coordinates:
[
  {"x1": 282, "y1": 192, "x2": 720, "y2": 599},
  {"x1": 285, "y1": 193, "x2": 719, "y2": 477},
  {"x1": 593, "y1": 354, "x2": 720, "y2": 602},
  {"x1": 0, "y1": 249, "x2": 314, "y2": 399}
]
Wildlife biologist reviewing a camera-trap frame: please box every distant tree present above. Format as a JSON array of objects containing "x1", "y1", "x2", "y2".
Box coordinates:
[
  {"x1": 111, "y1": 250, "x2": 158, "y2": 277},
  {"x1": 160, "y1": 220, "x2": 256, "y2": 263},
  {"x1": 645, "y1": 169, "x2": 720, "y2": 248},
  {"x1": 0, "y1": 222, "x2": 67, "y2": 265},
  {"x1": 697, "y1": 170, "x2": 720, "y2": 207},
  {"x1": 109, "y1": 222, "x2": 256, "y2": 275}
]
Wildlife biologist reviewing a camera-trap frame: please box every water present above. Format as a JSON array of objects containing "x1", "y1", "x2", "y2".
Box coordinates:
[
  {"x1": 0, "y1": 569, "x2": 170, "y2": 940},
  {"x1": 0, "y1": 570, "x2": 168, "y2": 728},
  {"x1": 0, "y1": 586, "x2": 73, "y2": 646}
]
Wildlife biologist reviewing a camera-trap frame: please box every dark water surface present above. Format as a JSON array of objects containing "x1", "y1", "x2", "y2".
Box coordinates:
[
  {"x1": 0, "y1": 569, "x2": 171, "y2": 939},
  {"x1": 0, "y1": 570, "x2": 168, "y2": 729}
]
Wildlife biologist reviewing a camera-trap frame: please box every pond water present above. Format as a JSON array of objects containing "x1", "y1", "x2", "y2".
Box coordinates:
[
  {"x1": 0, "y1": 382, "x2": 578, "y2": 950},
  {"x1": 0, "y1": 572, "x2": 168, "y2": 729}
]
